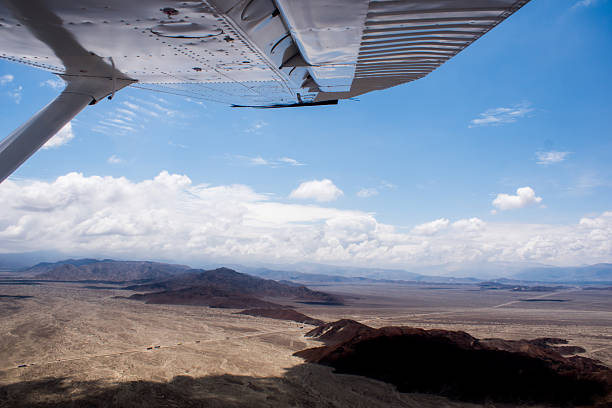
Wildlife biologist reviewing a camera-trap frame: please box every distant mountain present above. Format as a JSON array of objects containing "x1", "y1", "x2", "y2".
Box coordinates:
[
  {"x1": 237, "y1": 265, "x2": 479, "y2": 285},
  {"x1": 25, "y1": 258, "x2": 111, "y2": 275},
  {"x1": 243, "y1": 267, "x2": 402, "y2": 284},
  {"x1": 26, "y1": 259, "x2": 190, "y2": 282},
  {"x1": 512, "y1": 264, "x2": 612, "y2": 283},
  {"x1": 274, "y1": 263, "x2": 424, "y2": 281},
  {"x1": 241, "y1": 262, "x2": 612, "y2": 285},
  {"x1": 126, "y1": 267, "x2": 343, "y2": 305}
]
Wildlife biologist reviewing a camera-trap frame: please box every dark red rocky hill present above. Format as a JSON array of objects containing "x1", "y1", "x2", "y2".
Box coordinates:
[
  {"x1": 128, "y1": 286, "x2": 280, "y2": 309},
  {"x1": 126, "y1": 267, "x2": 342, "y2": 309},
  {"x1": 126, "y1": 267, "x2": 343, "y2": 305},
  {"x1": 296, "y1": 320, "x2": 612, "y2": 407},
  {"x1": 304, "y1": 319, "x2": 374, "y2": 345}
]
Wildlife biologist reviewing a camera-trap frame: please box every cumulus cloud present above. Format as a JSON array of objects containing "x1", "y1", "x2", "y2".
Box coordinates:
[
  {"x1": 107, "y1": 155, "x2": 124, "y2": 164},
  {"x1": 42, "y1": 122, "x2": 74, "y2": 149},
  {"x1": 412, "y1": 218, "x2": 449, "y2": 235},
  {"x1": 40, "y1": 78, "x2": 65, "y2": 90},
  {"x1": 470, "y1": 103, "x2": 533, "y2": 127},
  {"x1": 0, "y1": 74, "x2": 14, "y2": 85},
  {"x1": 492, "y1": 186, "x2": 542, "y2": 211},
  {"x1": 0, "y1": 172, "x2": 610, "y2": 268},
  {"x1": 290, "y1": 179, "x2": 344, "y2": 202}
]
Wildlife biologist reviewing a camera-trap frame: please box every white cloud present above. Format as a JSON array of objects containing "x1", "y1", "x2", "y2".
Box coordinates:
[
  {"x1": 572, "y1": 0, "x2": 597, "y2": 8},
  {"x1": 42, "y1": 122, "x2": 74, "y2": 149},
  {"x1": 231, "y1": 155, "x2": 305, "y2": 168},
  {"x1": 107, "y1": 155, "x2": 124, "y2": 164},
  {"x1": 357, "y1": 180, "x2": 396, "y2": 198},
  {"x1": 122, "y1": 101, "x2": 159, "y2": 117},
  {"x1": 290, "y1": 179, "x2": 344, "y2": 202},
  {"x1": 116, "y1": 108, "x2": 136, "y2": 117},
  {"x1": 250, "y1": 156, "x2": 269, "y2": 166},
  {"x1": 1, "y1": 75, "x2": 21, "y2": 103},
  {"x1": 357, "y1": 188, "x2": 378, "y2": 198},
  {"x1": 278, "y1": 157, "x2": 304, "y2": 166},
  {"x1": 186, "y1": 97, "x2": 206, "y2": 107},
  {"x1": 0, "y1": 172, "x2": 610, "y2": 268},
  {"x1": 7, "y1": 85, "x2": 22, "y2": 104},
  {"x1": 0, "y1": 74, "x2": 14, "y2": 85},
  {"x1": 536, "y1": 151, "x2": 570, "y2": 165},
  {"x1": 469, "y1": 103, "x2": 533, "y2": 127},
  {"x1": 40, "y1": 78, "x2": 65, "y2": 90},
  {"x1": 94, "y1": 98, "x2": 174, "y2": 136},
  {"x1": 380, "y1": 181, "x2": 397, "y2": 190},
  {"x1": 245, "y1": 120, "x2": 268, "y2": 134},
  {"x1": 412, "y1": 218, "x2": 449, "y2": 235},
  {"x1": 168, "y1": 141, "x2": 188, "y2": 149},
  {"x1": 492, "y1": 186, "x2": 542, "y2": 211}
]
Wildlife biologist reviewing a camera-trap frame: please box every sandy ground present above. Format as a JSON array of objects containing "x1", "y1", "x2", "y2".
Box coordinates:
[{"x1": 0, "y1": 280, "x2": 610, "y2": 407}]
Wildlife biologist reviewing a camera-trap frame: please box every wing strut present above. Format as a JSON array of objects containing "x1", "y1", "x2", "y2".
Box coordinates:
[
  {"x1": 0, "y1": 88, "x2": 90, "y2": 183},
  {"x1": 0, "y1": 75, "x2": 134, "y2": 183}
]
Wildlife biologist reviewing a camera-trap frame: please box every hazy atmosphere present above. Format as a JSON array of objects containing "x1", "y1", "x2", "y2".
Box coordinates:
[{"x1": 1, "y1": 0, "x2": 611, "y2": 275}]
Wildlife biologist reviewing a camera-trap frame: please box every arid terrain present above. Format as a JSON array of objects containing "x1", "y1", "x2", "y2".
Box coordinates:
[{"x1": 0, "y1": 272, "x2": 611, "y2": 407}]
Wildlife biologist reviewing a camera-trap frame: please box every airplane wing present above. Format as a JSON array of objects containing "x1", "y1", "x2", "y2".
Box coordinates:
[{"x1": 0, "y1": 0, "x2": 530, "y2": 182}]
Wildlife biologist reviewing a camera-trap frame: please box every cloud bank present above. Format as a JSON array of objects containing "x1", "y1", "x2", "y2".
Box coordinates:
[{"x1": 0, "y1": 172, "x2": 610, "y2": 269}]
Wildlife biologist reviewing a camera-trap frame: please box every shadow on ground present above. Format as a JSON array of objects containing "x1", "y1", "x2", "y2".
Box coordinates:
[
  {"x1": 2, "y1": 360, "x2": 612, "y2": 408},
  {"x1": 0, "y1": 363, "x2": 453, "y2": 408}
]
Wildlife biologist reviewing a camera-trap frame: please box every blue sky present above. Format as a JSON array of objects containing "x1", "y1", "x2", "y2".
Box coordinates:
[{"x1": 0, "y1": 0, "x2": 611, "y2": 273}]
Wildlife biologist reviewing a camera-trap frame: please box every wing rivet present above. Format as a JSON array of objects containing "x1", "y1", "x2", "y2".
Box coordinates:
[{"x1": 161, "y1": 8, "x2": 179, "y2": 18}]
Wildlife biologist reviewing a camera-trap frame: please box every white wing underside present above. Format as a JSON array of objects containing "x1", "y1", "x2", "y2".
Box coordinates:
[
  {"x1": 0, "y1": 0, "x2": 530, "y2": 181},
  {"x1": 0, "y1": 0, "x2": 530, "y2": 105}
]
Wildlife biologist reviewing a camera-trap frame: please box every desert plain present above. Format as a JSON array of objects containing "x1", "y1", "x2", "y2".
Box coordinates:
[{"x1": 0, "y1": 277, "x2": 610, "y2": 407}]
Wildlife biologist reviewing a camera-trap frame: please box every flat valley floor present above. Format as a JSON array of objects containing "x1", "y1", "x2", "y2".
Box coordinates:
[{"x1": 1, "y1": 279, "x2": 610, "y2": 407}]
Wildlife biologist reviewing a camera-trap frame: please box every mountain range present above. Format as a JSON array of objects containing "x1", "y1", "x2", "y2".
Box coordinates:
[
  {"x1": 23, "y1": 259, "x2": 190, "y2": 282},
  {"x1": 5, "y1": 256, "x2": 612, "y2": 285}
]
